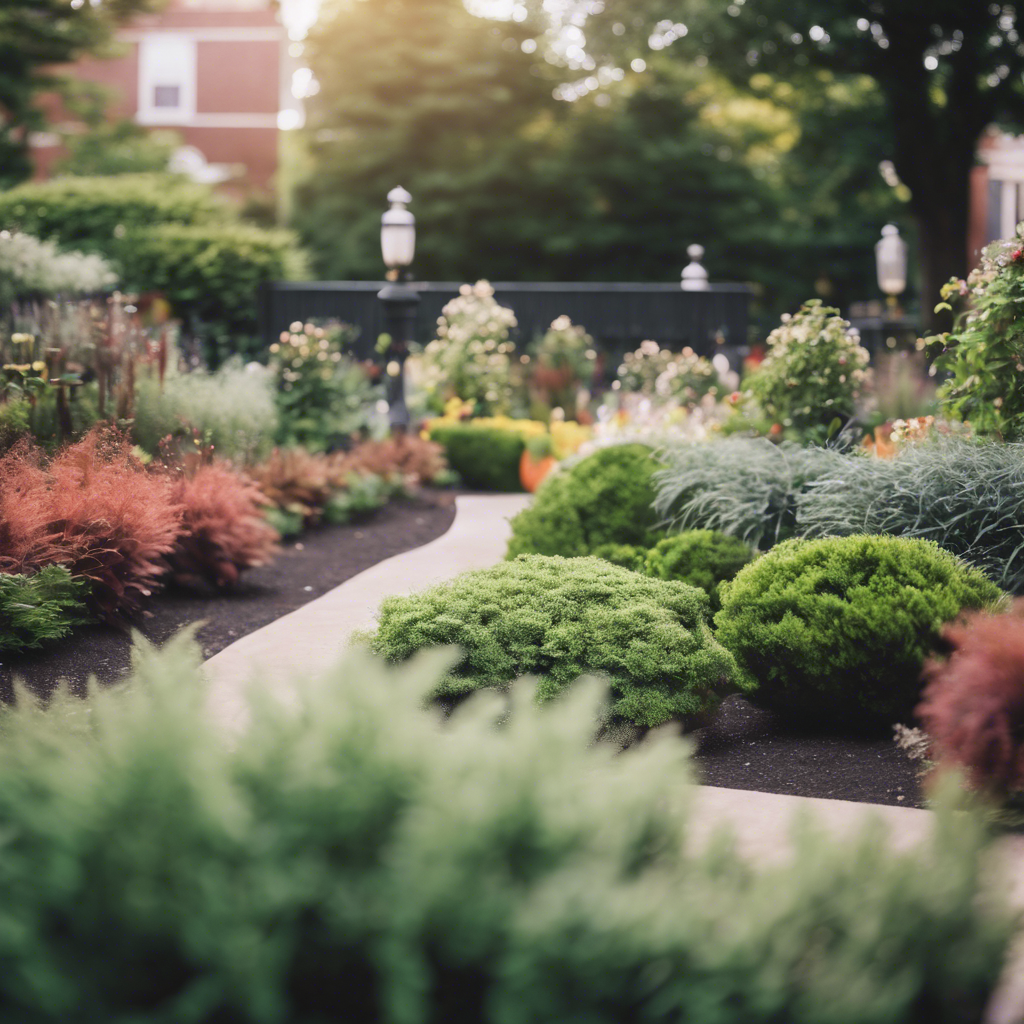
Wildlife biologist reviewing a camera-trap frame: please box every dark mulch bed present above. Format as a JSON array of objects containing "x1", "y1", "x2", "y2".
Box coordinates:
[
  {"x1": 0, "y1": 492, "x2": 456, "y2": 703},
  {"x1": 693, "y1": 695, "x2": 923, "y2": 808}
]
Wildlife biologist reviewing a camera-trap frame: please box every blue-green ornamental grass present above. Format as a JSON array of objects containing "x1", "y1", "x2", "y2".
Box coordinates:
[
  {"x1": 367, "y1": 553, "x2": 740, "y2": 727},
  {"x1": 715, "y1": 534, "x2": 1004, "y2": 729}
]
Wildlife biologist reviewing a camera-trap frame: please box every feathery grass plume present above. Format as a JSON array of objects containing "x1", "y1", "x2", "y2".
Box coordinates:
[
  {"x1": 797, "y1": 437, "x2": 1024, "y2": 594},
  {"x1": 918, "y1": 600, "x2": 1024, "y2": 797},
  {"x1": 366, "y1": 553, "x2": 739, "y2": 727},
  {"x1": 715, "y1": 535, "x2": 1004, "y2": 730},
  {"x1": 247, "y1": 447, "x2": 351, "y2": 527},
  {"x1": 162, "y1": 460, "x2": 280, "y2": 589},
  {"x1": 507, "y1": 443, "x2": 664, "y2": 558},
  {"x1": 0, "y1": 432, "x2": 182, "y2": 627},
  {"x1": 133, "y1": 362, "x2": 278, "y2": 464},
  {"x1": 0, "y1": 630, "x2": 1009, "y2": 1021},
  {"x1": 0, "y1": 566, "x2": 91, "y2": 653},
  {"x1": 652, "y1": 437, "x2": 843, "y2": 550}
]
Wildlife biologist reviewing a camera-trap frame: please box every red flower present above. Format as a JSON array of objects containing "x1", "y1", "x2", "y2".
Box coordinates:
[
  {"x1": 769, "y1": 423, "x2": 783, "y2": 436},
  {"x1": 1012, "y1": 249, "x2": 1024, "y2": 264}
]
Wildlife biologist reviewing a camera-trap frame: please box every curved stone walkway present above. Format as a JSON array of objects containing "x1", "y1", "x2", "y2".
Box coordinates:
[{"x1": 202, "y1": 493, "x2": 1024, "y2": 1022}]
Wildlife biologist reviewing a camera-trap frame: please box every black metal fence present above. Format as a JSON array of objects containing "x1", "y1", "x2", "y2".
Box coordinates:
[{"x1": 258, "y1": 281, "x2": 751, "y2": 367}]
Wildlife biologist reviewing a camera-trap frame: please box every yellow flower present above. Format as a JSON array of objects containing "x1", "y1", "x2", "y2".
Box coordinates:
[
  {"x1": 3, "y1": 364, "x2": 31, "y2": 373},
  {"x1": 31, "y1": 361, "x2": 46, "y2": 373}
]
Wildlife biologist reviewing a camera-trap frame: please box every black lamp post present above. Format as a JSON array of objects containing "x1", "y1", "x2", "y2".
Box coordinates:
[{"x1": 378, "y1": 186, "x2": 419, "y2": 433}]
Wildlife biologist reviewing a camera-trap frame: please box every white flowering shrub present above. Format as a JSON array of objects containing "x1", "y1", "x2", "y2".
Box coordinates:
[
  {"x1": 745, "y1": 299, "x2": 871, "y2": 443},
  {"x1": 616, "y1": 340, "x2": 718, "y2": 406},
  {"x1": 419, "y1": 280, "x2": 518, "y2": 412},
  {"x1": 0, "y1": 231, "x2": 117, "y2": 299}
]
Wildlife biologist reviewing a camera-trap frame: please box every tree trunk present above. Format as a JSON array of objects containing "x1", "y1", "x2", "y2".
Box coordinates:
[{"x1": 912, "y1": 183, "x2": 971, "y2": 333}]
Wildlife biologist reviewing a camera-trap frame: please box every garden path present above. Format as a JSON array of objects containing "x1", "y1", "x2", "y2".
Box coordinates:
[{"x1": 202, "y1": 494, "x2": 1024, "y2": 1022}]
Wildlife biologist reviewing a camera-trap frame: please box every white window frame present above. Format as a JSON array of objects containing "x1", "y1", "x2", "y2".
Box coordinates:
[{"x1": 137, "y1": 34, "x2": 197, "y2": 125}]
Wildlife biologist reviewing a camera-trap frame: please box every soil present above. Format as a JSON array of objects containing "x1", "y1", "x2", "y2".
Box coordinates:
[
  {"x1": 0, "y1": 491, "x2": 456, "y2": 702},
  {"x1": 1, "y1": 489, "x2": 923, "y2": 809},
  {"x1": 693, "y1": 694, "x2": 924, "y2": 808}
]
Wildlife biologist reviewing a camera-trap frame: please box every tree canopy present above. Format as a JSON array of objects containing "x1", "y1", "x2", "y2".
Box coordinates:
[{"x1": 0, "y1": 0, "x2": 163, "y2": 186}]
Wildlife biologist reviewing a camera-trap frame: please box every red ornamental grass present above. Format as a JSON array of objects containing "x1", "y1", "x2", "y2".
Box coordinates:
[
  {"x1": 164, "y1": 461, "x2": 279, "y2": 589},
  {"x1": 0, "y1": 432, "x2": 183, "y2": 628},
  {"x1": 917, "y1": 601, "x2": 1024, "y2": 796}
]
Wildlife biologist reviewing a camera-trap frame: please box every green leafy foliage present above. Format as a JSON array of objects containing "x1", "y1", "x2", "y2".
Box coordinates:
[
  {"x1": 797, "y1": 438, "x2": 1024, "y2": 595},
  {"x1": 57, "y1": 122, "x2": 180, "y2": 177},
  {"x1": 590, "y1": 542, "x2": 647, "y2": 571},
  {"x1": 928, "y1": 238, "x2": 1024, "y2": 440},
  {"x1": 428, "y1": 424, "x2": 524, "y2": 491},
  {"x1": 616, "y1": 340, "x2": 718, "y2": 405},
  {"x1": 653, "y1": 438, "x2": 842, "y2": 550},
  {"x1": 645, "y1": 530, "x2": 754, "y2": 612},
  {"x1": 133, "y1": 363, "x2": 278, "y2": 464},
  {"x1": 0, "y1": 630, "x2": 1008, "y2": 1021},
  {"x1": 271, "y1": 321, "x2": 380, "y2": 452},
  {"x1": 0, "y1": 566, "x2": 90, "y2": 653},
  {"x1": 0, "y1": 173, "x2": 227, "y2": 246},
  {"x1": 743, "y1": 300, "x2": 871, "y2": 443},
  {"x1": 323, "y1": 472, "x2": 395, "y2": 524},
  {"x1": 507, "y1": 443, "x2": 663, "y2": 557},
  {"x1": 368, "y1": 553, "x2": 738, "y2": 726},
  {"x1": 715, "y1": 535, "x2": 1004, "y2": 729},
  {"x1": 119, "y1": 222, "x2": 308, "y2": 346}
]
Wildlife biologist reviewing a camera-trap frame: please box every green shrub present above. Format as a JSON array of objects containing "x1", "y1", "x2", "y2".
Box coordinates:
[
  {"x1": 645, "y1": 530, "x2": 754, "y2": 611},
  {"x1": 507, "y1": 443, "x2": 662, "y2": 557},
  {"x1": 119, "y1": 222, "x2": 308, "y2": 343},
  {"x1": 715, "y1": 535, "x2": 1004, "y2": 729},
  {"x1": 133, "y1": 363, "x2": 278, "y2": 464},
  {"x1": 744, "y1": 299, "x2": 872, "y2": 443},
  {"x1": 0, "y1": 173, "x2": 227, "y2": 247},
  {"x1": 0, "y1": 630, "x2": 1008, "y2": 1022},
  {"x1": 272, "y1": 321, "x2": 380, "y2": 452},
  {"x1": 591, "y1": 542, "x2": 647, "y2": 571},
  {"x1": 653, "y1": 437, "x2": 842, "y2": 550},
  {"x1": 0, "y1": 566, "x2": 90, "y2": 653},
  {"x1": 323, "y1": 472, "x2": 395, "y2": 524},
  {"x1": 798, "y1": 437, "x2": 1024, "y2": 595},
  {"x1": 367, "y1": 553, "x2": 738, "y2": 727},
  {"x1": 926, "y1": 232, "x2": 1024, "y2": 440},
  {"x1": 428, "y1": 423, "x2": 524, "y2": 491}
]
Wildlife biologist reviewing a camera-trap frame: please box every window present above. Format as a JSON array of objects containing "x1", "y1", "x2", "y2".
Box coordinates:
[{"x1": 138, "y1": 35, "x2": 196, "y2": 124}]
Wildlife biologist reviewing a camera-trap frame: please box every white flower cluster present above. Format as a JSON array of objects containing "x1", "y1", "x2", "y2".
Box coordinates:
[
  {"x1": 0, "y1": 230, "x2": 117, "y2": 296},
  {"x1": 420, "y1": 280, "x2": 518, "y2": 409},
  {"x1": 616, "y1": 340, "x2": 718, "y2": 406}
]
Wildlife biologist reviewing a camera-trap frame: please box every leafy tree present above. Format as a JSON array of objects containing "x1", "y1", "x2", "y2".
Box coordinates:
[
  {"x1": 0, "y1": 0, "x2": 163, "y2": 187},
  {"x1": 296, "y1": 0, "x2": 562, "y2": 280},
  {"x1": 57, "y1": 120, "x2": 180, "y2": 177},
  {"x1": 580, "y1": 0, "x2": 1024, "y2": 324}
]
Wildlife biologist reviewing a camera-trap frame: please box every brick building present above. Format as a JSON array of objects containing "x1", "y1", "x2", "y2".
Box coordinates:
[{"x1": 31, "y1": 0, "x2": 302, "y2": 198}]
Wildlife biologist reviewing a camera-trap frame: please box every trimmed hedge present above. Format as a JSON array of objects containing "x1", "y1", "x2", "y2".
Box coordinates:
[
  {"x1": 507, "y1": 443, "x2": 663, "y2": 557},
  {"x1": 715, "y1": 535, "x2": 1004, "y2": 729},
  {"x1": 645, "y1": 530, "x2": 754, "y2": 611},
  {"x1": 0, "y1": 631, "x2": 1008, "y2": 1022},
  {"x1": 367, "y1": 553, "x2": 740, "y2": 727},
  {"x1": 428, "y1": 423, "x2": 524, "y2": 491}
]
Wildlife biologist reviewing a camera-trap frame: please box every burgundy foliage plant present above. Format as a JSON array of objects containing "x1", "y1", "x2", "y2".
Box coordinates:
[
  {"x1": 0, "y1": 431, "x2": 183, "y2": 627},
  {"x1": 917, "y1": 600, "x2": 1024, "y2": 796}
]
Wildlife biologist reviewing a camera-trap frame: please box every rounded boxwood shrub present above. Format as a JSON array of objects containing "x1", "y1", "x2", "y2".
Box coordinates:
[
  {"x1": 367, "y1": 554, "x2": 740, "y2": 727},
  {"x1": 428, "y1": 424, "x2": 524, "y2": 491},
  {"x1": 506, "y1": 443, "x2": 663, "y2": 558},
  {"x1": 714, "y1": 535, "x2": 1003, "y2": 729},
  {"x1": 645, "y1": 530, "x2": 754, "y2": 611},
  {"x1": 591, "y1": 542, "x2": 647, "y2": 572}
]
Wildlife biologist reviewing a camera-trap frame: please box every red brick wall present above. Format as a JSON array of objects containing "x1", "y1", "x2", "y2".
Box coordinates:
[{"x1": 197, "y1": 40, "x2": 279, "y2": 113}]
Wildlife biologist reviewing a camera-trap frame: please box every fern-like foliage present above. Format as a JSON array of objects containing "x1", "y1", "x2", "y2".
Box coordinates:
[
  {"x1": 798, "y1": 437, "x2": 1024, "y2": 593},
  {"x1": 0, "y1": 630, "x2": 1007, "y2": 1021},
  {"x1": 0, "y1": 566, "x2": 90, "y2": 653},
  {"x1": 652, "y1": 438, "x2": 844, "y2": 549}
]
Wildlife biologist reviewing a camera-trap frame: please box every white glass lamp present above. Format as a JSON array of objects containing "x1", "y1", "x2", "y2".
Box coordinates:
[
  {"x1": 875, "y1": 223, "x2": 908, "y2": 300},
  {"x1": 381, "y1": 186, "x2": 415, "y2": 271}
]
